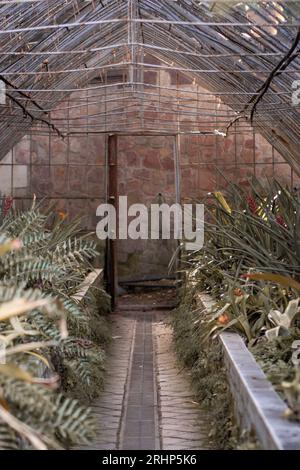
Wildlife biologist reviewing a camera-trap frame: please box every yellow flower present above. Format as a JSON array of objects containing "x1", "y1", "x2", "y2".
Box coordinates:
[{"x1": 214, "y1": 192, "x2": 232, "y2": 215}]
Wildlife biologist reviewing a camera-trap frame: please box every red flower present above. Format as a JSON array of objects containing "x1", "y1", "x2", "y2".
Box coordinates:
[
  {"x1": 276, "y1": 215, "x2": 287, "y2": 228},
  {"x1": 3, "y1": 197, "x2": 13, "y2": 217},
  {"x1": 247, "y1": 196, "x2": 257, "y2": 214}
]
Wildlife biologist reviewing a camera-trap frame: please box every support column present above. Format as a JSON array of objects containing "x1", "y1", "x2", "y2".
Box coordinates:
[
  {"x1": 174, "y1": 134, "x2": 182, "y2": 281},
  {"x1": 107, "y1": 134, "x2": 118, "y2": 309}
]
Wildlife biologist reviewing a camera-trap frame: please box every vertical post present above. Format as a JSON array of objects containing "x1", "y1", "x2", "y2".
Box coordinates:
[
  {"x1": 128, "y1": 0, "x2": 137, "y2": 89},
  {"x1": 174, "y1": 134, "x2": 182, "y2": 285},
  {"x1": 174, "y1": 134, "x2": 181, "y2": 204},
  {"x1": 107, "y1": 134, "x2": 118, "y2": 309}
]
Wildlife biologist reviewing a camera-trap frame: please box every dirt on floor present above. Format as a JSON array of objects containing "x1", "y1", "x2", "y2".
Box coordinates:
[{"x1": 118, "y1": 288, "x2": 177, "y2": 309}]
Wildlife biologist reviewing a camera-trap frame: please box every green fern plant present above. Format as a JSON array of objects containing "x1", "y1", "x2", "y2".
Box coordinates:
[{"x1": 0, "y1": 199, "x2": 110, "y2": 449}]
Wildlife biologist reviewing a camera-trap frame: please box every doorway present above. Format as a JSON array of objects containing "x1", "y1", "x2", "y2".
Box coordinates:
[{"x1": 105, "y1": 133, "x2": 181, "y2": 308}]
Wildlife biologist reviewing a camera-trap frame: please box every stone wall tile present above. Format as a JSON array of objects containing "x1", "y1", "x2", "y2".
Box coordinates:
[
  {"x1": 31, "y1": 135, "x2": 50, "y2": 164},
  {"x1": 197, "y1": 164, "x2": 217, "y2": 193},
  {"x1": 274, "y1": 149, "x2": 285, "y2": 163},
  {"x1": 50, "y1": 137, "x2": 68, "y2": 164},
  {"x1": 67, "y1": 198, "x2": 89, "y2": 229},
  {"x1": 274, "y1": 163, "x2": 292, "y2": 186},
  {"x1": 13, "y1": 165, "x2": 29, "y2": 196},
  {"x1": 0, "y1": 165, "x2": 12, "y2": 195},
  {"x1": 51, "y1": 165, "x2": 68, "y2": 196},
  {"x1": 69, "y1": 165, "x2": 88, "y2": 197},
  {"x1": 69, "y1": 136, "x2": 88, "y2": 161},
  {"x1": 88, "y1": 135, "x2": 105, "y2": 164},
  {"x1": 86, "y1": 166, "x2": 105, "y2": 197},
  {"x1": 216, "y1": 166, "x2": 238, "y2": 189},
  {"x1": 31, "y1": 165, "x2": 52, "y2": 196},
  {"x1": 255, "y1": 164, "x2": 274, "y2": 180},
  {"x1": 255, "y1": 134, "x2": 273, "y2": 164},
  {"x1": 14, "y1": 137, "x2": 30, "y2": 164},
  {"x1": 143, "y1": 152, "x2": 162, "y2": 169}
]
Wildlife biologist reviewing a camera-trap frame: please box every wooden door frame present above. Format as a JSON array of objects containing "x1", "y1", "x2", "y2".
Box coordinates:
[
  {"x1": 105, "y1": 134, "x2": 118, "y2": 309},
  {"x1": 105, "y1": 133, "x2": 181, "y2": 309}
]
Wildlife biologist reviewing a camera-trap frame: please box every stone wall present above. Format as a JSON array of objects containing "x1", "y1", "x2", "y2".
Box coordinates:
[
  {"x1": 118, "y1": 135, "x2": 176, "y2": 279},
  {"x1": 0, "y1": 64, "x2": 297, "y2": 278}
]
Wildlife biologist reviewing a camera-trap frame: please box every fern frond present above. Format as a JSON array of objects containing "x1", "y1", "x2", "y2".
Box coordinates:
[
  {"x1": 0, "y1": 233, "x2": 10, "y2": 246},
  {"x1": 21, "y1": 232, "x2": 51, "y2": 250},
  {"x1": 0, "y1": 203, "x2": 108, "y2": 449},
  {"x1": 28, "y1": 310, "x2": 61, "y2": 341},
  {"x1": 0, "y1": 423, "x2": 19, "y2": 450},
  {"x1": 53, "y1": 394, "x2": 96, "y2": 445},
  {"x1": 1, "y1": 256, "x2": 66, "y2": 284},
  {"x1": 2, "y1": 209, "x2": 47, "y2": 237},
  {"x1": 0, "y1": 377, "x2": 56, "y2": 424},
  {"x1": 60, "y1": 338, "x2": 105, "y2": 363},
  {"x1": 51, "y1": 238, "x2": 98, "y2": 270}
]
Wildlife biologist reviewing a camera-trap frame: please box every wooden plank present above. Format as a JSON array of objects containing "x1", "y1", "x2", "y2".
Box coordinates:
[
  {"x1": 72, "y1": 269, "x2": 103, "y2": 302},
  {"x1": 118, "y1": 303, "x2": 178, "y2": 312}
]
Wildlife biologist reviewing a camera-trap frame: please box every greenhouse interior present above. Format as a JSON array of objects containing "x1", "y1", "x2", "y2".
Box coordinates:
[{"x1": 1, "y1": 0, "x2": 300, "y2": 454}]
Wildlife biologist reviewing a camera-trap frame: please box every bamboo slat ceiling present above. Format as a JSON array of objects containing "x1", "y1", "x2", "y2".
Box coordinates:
[{"x1": 0, "y1": 1, "x2": 300, "y2": 172}]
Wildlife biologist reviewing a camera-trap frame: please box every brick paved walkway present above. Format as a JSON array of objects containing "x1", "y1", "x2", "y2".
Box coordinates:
[
  {"x1": 79, "y1": 314, "x2": 135, "y2": 450},
  {"x1": 82, "y1": 303, "x2": 212, "y2": 450},
  {"x1": 121, "y1": 314, "x2": 160, "y2": 450},
  {"x1": 154, "y1": 314, "x2": 212, "y2": 450}
]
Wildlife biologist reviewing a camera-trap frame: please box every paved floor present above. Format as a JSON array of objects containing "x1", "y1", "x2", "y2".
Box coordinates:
[
  {"x1": 82, "y1": 293, "x2": 212, "y2": 450},
  {"x1": 154, "y1": 315, "x2": 212, "y2": 450}
]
